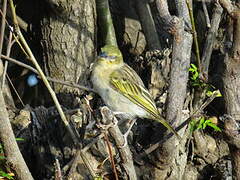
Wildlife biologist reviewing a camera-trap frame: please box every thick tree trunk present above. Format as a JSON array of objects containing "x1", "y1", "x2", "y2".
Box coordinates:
[
  {"x1": 223, "y1": 54, "x2": 240, "y2": 180},
  {"x1": 41, "y1": 0, "x2": 96, "y2": 105},
  {"x1": 222, "y1": 4, "x2": 240, "y2": 180}
]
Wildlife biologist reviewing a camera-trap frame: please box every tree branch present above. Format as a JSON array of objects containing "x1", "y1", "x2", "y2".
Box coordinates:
[
  {"x1": 135, "y1": 0, "x2": 161, "y2": 50},
  {"x1": 100, "y1": 106, "x2": 137, "y2": 180},
  {"x1": 96, "y1": 0, "x2": 117, "y2": 46},
  {"x1": 201, "y1": 2, "x2": 223, "y2": 80}
]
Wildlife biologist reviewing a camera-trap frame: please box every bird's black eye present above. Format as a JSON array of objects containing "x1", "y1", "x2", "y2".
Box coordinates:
[{"x1": 99, "y1": 52, "x2": 107, "y2": 58}]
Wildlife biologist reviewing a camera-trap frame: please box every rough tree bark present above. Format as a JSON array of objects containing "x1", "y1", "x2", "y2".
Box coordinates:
[
  {"x1": 223, "y1": 24, "x2": 240, "y2": 180},
  {"x1": 41, "y1": 0, "x2": 96, "y2": 105}
]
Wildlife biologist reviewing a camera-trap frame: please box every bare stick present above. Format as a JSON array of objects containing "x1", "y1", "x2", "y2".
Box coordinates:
[
  {"x1": 2, "y1": 30, "x2": 13, "y2": 88},
  {"x1": 54, "y1": 159, "x2": 63, "y2": 180},
  {"x1": 0, "y1": 0, "x2": 7, "y2": 80},
  {"x1": 6, "y1": 74, "x2": 25, "y2": 107},
  {"x1": 201, "y1": 2, "x2": 223, "y2": 80},
  {"x1": 103, "y1": 132, "x2": 119, "y2": 180},
  {"x1": 0, "y1": 0, "x2": 7, "y2": 56},
  {"x1": 202, "y1": 1, "x2": 211, "y2": 28},
  {"x1": 1, "y1": 55, "x2": 95, "y2": 92},
  {"x1": 135, "y1": 0, "x2": 161, "y2": 50},
  {"x1": 100, "y1": 107, "x2": 137, "y2": 180}
]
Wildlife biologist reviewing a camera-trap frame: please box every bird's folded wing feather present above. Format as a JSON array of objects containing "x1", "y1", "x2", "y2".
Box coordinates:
[
  {"x1": 110, "y1": 64, "x2": 181, "y2": 140},
  {"x1": 109, "y1": 64, "x2": 159, "y2": 119}
]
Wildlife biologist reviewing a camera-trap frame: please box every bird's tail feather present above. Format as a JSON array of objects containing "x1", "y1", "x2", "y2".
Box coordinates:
[{"x1": 155, "y1": 117, "x2": 181, "y2": 141}]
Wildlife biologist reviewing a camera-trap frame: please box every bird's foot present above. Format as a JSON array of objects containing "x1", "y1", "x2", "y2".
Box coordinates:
[{"x1": 118, "y1": 119, "x2": 136, "y2": 148}]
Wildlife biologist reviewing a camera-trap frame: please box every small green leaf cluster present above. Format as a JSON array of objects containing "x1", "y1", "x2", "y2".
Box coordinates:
[
  {"x1": 190, "y1": 117, "x2": 221, "y2": 132},
  {"x1": 0, "y1": 170, "x2": 14, "y2": 180},
  {"x1": 189, "y1": 64, "x2": 202, "y2": 87},
  {"x1": 189, "y1": 64, "x2": 222, "y2": 97}
]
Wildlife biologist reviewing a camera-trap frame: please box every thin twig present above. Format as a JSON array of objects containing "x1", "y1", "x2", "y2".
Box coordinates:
[
  {"x1": 0, "y1": 8, "x2": 29, "y2": 57},
  {"x1": 103, "y1": 132, "x2": 118, "y2": 180},
  {"x1": 6, "y1": 74, "x2": 25, "y2": 107},
  {"x1": 54, "y1": 158, "x2": 63, "y2": 180},
  {"x1": 0, "y1": 0, "x2": 7, "y2": 57},
  {"x1": 202, "y1": 1, "x2": 211, "y2": 28},
  {"x1": 0, "y1": 7, "x2": 28, "y2": 32},
  {"x1": 1, "y1": 55, "x2": 38, "y2": 73},
  {"x1": 9, "y1": 0, "x2": 79, "y2": 144},
  {"x1": 0, "y1": 0, "x2": 7, "y2": 84},
  {"x1": 0, "y1": 55, "x2": 95, "y2": 92},
  {"x1": 2, "y1": 30, "x2": 13, "y2": 88},
  {"x1": 186, "y1": 0, "x2": 202, "y2": 74}
]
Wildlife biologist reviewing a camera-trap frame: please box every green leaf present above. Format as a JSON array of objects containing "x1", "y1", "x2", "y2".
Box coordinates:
[
  {"x1": 196, "y1": 117, "x2": 205, "y2": 130},
  {"x1": 15, "y1": 138, "x2": 24, "y2": 141},
  {"x1": 190, "y1": 64, "x2": 198, "y2": 71},
  {"x1": 189, "y1": 64, "x2": 199, "y2": 81},
  {"x1": 0, "y1": 156, "x2": 5, "y2": 160},
  {"x1": 214, "y1": 90, "x2": 222, "y2": 97},
  {"x1": 206, "y1": 90, "x2": 222, "y2": 97},
  {"x1": 206, "y1": 122, "x2": 222, "y2": 132},
  {"x1": 193, "y1": 72, "x2": 199, "y2": 80},
  {"x1": 0, "y1": 170, "x2": 14, "y2": 179},
  {"x1": 190, "y1": 120, "x2": 197, "y2": 132},
  {"x1": 206, "y1": 90, "x2": 213, "y2": 97},
  {"x1": 94, "y1": 176, "x2": 103, "y2": 180},
  {"x1": 203, "y1": 120, "x2": 211, "y2": 129},
  {"x1": 190, "y1": 116, "x2": 222, "y2": 132}
]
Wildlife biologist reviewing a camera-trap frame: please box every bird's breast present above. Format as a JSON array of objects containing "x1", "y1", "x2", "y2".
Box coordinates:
[{"x1": 91, "y1": 64, "x2": 148, "y2": 119}]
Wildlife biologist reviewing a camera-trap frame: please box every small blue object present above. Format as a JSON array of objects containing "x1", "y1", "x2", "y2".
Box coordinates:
[
  {"x1": 99, "y1": 51, "x2": 107, "y2": 58},
  {"x1": 27, "y1": 74, "x2": 38, "y2": 87}
]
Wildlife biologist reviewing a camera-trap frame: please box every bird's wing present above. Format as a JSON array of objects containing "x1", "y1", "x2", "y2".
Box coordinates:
[
  {"x1": 109, "y1": 64, "x2": 159, "y2": 119},
  {"x1": 110, "y1": 64, "x2": 181, "y2": 140}
]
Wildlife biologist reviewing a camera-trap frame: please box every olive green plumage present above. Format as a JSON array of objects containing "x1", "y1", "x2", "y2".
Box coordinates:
[{"x1": 91, "y1": 45, "x2": 180, "y2": 140}]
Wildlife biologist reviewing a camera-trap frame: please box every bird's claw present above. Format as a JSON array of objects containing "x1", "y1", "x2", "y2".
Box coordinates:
[{"x1": 118, "y1": 119, "x2": 136, "y2": 148}]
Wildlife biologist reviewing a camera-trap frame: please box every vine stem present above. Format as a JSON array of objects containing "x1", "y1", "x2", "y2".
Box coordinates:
[{"x1": 186, "y1": 0, "x2": 202, "y2": 74}]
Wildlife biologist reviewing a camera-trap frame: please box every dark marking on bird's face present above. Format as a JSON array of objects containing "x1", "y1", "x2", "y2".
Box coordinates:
[
  {"x1": 122, "y1": 78, "x2": 127, "y2": 82},
  {"x1": 99, "y1": 52, "x2": 108, "y2": 58},
  {"x1": 99, "y1": 51, "x2": 116, "y2": 59},
  {"x1": 112, "y1": 77, "x2": 118, "y2": 82},
  {"x1": 98, "y1": 51, "x2": 118, "y2": 64}
]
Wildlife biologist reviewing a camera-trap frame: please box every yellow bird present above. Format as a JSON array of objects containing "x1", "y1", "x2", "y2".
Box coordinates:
[{"x1": 91, "y1": 45, "x2": 181, "y2": 140}]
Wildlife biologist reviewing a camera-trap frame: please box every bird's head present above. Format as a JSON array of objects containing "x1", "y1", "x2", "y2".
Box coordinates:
[{"x1": 97, "y1": 45, "x2": 123, "y2": 66}]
